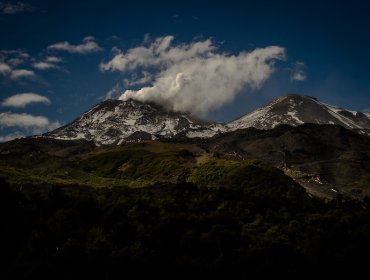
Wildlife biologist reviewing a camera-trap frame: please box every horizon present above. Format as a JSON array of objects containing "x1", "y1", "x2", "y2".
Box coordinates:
[{"x1": 1, "y1": 1, "x2": 370, "y2": 141}]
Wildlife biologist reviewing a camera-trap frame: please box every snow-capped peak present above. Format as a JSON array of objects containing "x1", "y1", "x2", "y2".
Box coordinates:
[
  {"x1": 46, "y1": 99, "x2": 224, "y2": 145},
  {"x1": 44, "y1": 94, "x2": 370, "y2": 145},
  {"x1": 227, "y1": 94, "x2": 370, "y2": 132}
]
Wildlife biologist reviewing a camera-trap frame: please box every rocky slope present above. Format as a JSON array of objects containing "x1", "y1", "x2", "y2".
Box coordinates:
[{"x1": 202, "y1": 124, "x2": 370, "y2": 198}]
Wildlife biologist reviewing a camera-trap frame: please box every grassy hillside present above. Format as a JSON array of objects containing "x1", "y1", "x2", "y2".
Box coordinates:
[
  {"x1": 0, "y1": 141, "x2": 203, "y2": 187},
  {"x1": 1, "y1": 139, "x2": 370, "y2": 278},
  {"x1": 0, "y1": 140, "x2": 303, "y2": 193}
]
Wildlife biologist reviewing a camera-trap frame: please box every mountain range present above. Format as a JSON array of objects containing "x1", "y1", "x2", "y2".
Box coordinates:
[
  {"x1": 2, "y1": 94, "x2": 370, "y2": 200},
  {"x1": 45, "y1": 94, "x2": 370, "y2": 145}
]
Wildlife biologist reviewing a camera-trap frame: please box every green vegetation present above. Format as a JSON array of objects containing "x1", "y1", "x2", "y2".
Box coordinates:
[
  {"x1": 0, "y1": 142, "x2": 207, "y2": 187},
  {"x1": 1, "y1": 141, "x2": 370, "y2": 278}
]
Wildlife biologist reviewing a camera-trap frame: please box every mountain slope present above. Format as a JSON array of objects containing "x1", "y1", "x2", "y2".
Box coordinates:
[
  {"x1": 228, "y1": 94, "x2": 370, "y2": 133},
  {"x1": 203, "y1": 124, "x2": 370, "y2": 198},
  {"x1": 46, "y1": 99, "x2": 224, "y2": 145}
]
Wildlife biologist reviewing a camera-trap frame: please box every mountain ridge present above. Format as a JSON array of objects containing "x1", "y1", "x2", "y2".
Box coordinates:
[
  {"x1": 43, "y1": 94, "x2": 370, "y2": 145},
  {"x1": 227, "y1": 94, "x2": 370, "y2": 131}
]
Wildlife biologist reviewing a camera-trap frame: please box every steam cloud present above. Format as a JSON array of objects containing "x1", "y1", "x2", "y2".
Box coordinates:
[{"x1": 100, "y1": 36, "x2": 285, "y2": 115}]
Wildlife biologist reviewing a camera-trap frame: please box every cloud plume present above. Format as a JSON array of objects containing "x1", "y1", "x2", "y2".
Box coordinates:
[
  {"x1": 2, "y1": 93, "x2": 51, "y2": 108},
  {"x1": 290, "y1": 61, "x2": 307, "y2": 82},
  {"x1": 101, "y1": 36, "x2": 285, "y2": 115}
]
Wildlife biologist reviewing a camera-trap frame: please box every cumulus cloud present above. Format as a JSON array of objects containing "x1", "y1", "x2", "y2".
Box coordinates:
[
  {"x1": 0, "y1": 1, "x2": 33, "y2": 14},
  {"x1": 48, "y1": 36, "x2": 103, "y2": 54},
  {"x1": 0, "y1": 112, "x2": 60, "y2": 131},
  {"x1": 101, "y1": 36, "x2": 285, "y2": 115},
  {"x1": 9, "y1": 69, "x2": 35, "y2": 80},
  {"x1": 291, "y1": 61, "x2": 307, "y2": 82},
  {"x1": 2, "y1": 93, "x2": 51, "y2": 108}
]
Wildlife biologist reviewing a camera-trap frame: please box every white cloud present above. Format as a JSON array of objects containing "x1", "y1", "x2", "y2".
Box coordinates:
[
  {"x1": 291, "y1": 71, "x2": 306, "y2": 81},
  {"x1": 0, "y1": 49, "x2": 29, "y2": 59},
  {"x1": 32, "y1": 56, "x2": 63, "y2": 71},
  {"x1": 0, "y1": 1, "x2": 33, "y2": 15},
  {"x1": 0, "y1": 62, "x2": 11, "y2": 74},
  {"x1": 0, "y1": 49, "x2": 29, "y2": 67},
  {"x1": 45, "y1": 56, "x2": 62, "y2": 63},
  {"x1": 0, "y1": 112, "x2": 60, "y2": 130},
  {"x1": 101, "y1": 36, "x2": 285, "y2": 116},
  {"x1": 100, "y1": 35, "x2": 214, "y2": 72},
  {"x1": 2, "y1": 93, "x2": 51, "y2": 108},
  {"x1": 83, "y1": 36, "x2": 96, "y2": 42},
  {"x1": 0, "y1": 51, "x2": 35, "y2": 81},
  {"x1": 9, "y1": 69, "x2": 35, "y2": 80},
  {"x1": 7, "y1": 58, "x2": 24, "y2": 66},
  {"x1": 48, "y1": 36, "x2": 103, "y2": 54},
  {"x1": 32, "y1": 61, "x2": 59, "y2": 70},
  {"x1": 123, "y1": 71, "x2": 153, "y2": 87},
  {"x1": 291, "y1": 61, "x2": 307, "y2": 82},
  {"x1": 0, "y1": 112, "x2": 61, "y2": 138}
]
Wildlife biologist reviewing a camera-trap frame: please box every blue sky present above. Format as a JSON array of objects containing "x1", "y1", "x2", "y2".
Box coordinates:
[{"x1": 0, "y1": 0, "x2": 369, "y2": 141}]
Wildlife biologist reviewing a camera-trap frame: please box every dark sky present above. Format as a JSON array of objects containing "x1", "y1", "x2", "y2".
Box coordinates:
[{"x1": 1, "y1": 0, "x2": 369, "y2": 141}]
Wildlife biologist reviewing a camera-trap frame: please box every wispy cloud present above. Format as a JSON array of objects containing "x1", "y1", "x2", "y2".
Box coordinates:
[
  {"x1": 48, "y1": 36, "x2": 103, "y2": 54},
  {"x1": 0, "y1": 49, "x2": 29, "y2": 66},
  {"x1": 290, "y1": 61, "x2": 307, "y2": 82},
  {"x1": 0, "y1": 49, "x2": 35, "y2": 80},
  {"x1": 104, "y1": 83, "x2": 123, "y2": 100},
  {"x1": 9, "y1": 69, "x2": 35, "y2": 80},
  {"x1": 171, "y1": 14, "x2": 180, "y2": 22},
  {"x1": 101, "y1": 35, "x2": 285, "y2": 116},
  {"x1": 2, "y1": 93, "x2": 51, "y2": 108},
  {"x1": 32, "y1": 61, "x2": 58, "y2": 70},
  {"x1": 32, "y1": 56, "x2": 63, "y2": 71},
  {"x1": 45, "y1": 56, "x2": 62, "y2": 63},
  {"x1": 0, "y1": 1, "x2": 34, "y2": 15}
]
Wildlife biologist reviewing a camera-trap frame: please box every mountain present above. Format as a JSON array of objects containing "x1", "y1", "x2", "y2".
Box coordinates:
[
  {"x1": 46, "y1": 99, "x2": 224, "y2": 145},
  {"x1": 44, "y1": 94, "x2": 370, "y2": 145},
  {"x1": 3, "y1": 97, "x2": 370, "y2": 278},
  {"x1": 21, "y1": 93, "x2": 370, "y2": 198},
  {"x1": 228, "y1": 94, "x2": 370, "y2": 133}
]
